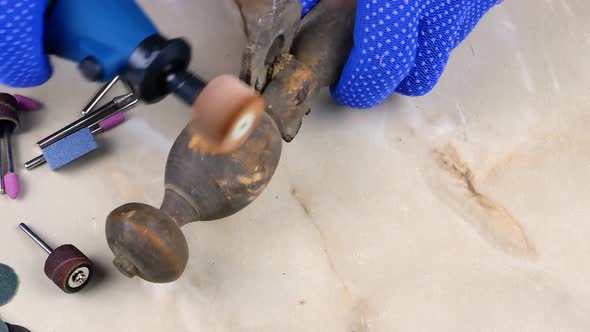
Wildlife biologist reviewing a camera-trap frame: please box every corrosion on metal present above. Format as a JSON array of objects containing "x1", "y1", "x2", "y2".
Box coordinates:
[
  {"x1": 104, "y1": 0, "x2": 358, "y2": 283},
  {"x1": 106, "y1": 113, "x2": 282, "y2": 282},
  {"x1": 236, "y1": 0, "x2": 302, "y2": 92},
  {"x1": 239, "y1": 0, "x2": 357, "y2": 141},
  {"x1": 263, "y1": 58, "x2": 318, "y2": 141}
]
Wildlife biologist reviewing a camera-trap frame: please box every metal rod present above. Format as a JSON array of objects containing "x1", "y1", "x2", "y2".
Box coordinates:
[
  {"x1": 90, "y1": 125, "x2": 102, "y2": 135},
  {"x1": 166, "y1": 71, "x2": 206, "y2": 106},
  {"x1": 116, "y1": 95, "x2": 139, "y2": 113},
  {"x1": 25, "y1": 126, "x2": 103, "y2": 170},
  {"x1": 0, "y1": 126, "x2": 5, "y2": 194},
  {"x1": 24, "y1": 93, "x2": 138, "y2": 171},
  {"x1": 82, "y1": 76, "x2": 120, "y2": 115},
  {"x1": 19, "y1": 223, "x2": 53, "y2": 254},
  {"x1": 37, "y1": 93, "x2": 135, "y2": 149},
  {"x1": 24, "y1": 155, "x2": 46, "y2": 170},
  {"x1": 5, "y1": 129, "x2": 14, "y2": 173}
]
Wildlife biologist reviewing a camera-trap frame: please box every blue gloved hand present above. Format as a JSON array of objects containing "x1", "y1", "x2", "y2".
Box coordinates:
[
  {"x1": 0, "y1": 0, "x2": 51, "y2": 87},
  {"x1": 301, "y1": 0, "x2": 501, "y2": 108}
]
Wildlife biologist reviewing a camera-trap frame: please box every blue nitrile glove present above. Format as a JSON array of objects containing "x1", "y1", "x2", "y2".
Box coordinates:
[
  {"x1": 300, "y1": 0, "x2": 501, "y2": 108},
  {"x1": 0, "y1": 0, "x2": 51, "y2": 87}
]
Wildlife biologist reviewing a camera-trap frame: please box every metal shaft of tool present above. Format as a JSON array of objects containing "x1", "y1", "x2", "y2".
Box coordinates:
[
  {"x1": 5, "y1": 129, "x2": 14, "y2": 173},
  {"x1": 37, "y1": 93, "x2": 135, "y2": 149},
  {"x1": 24, "y1": 126, "x2": 103, "y2": 170},
  {"x1": 19, "y1": 223, "x2": 53, "y2": 254},
  {"x1": 0, "y1": 126, "x2": 5, "y2": 194},
  {"x1": 23, "y1": 155, "x2": 45, "y2": 170},
  {"x1": 166, "y1": 71, "x2": 206, "y2": 106},
  {"x1": 25, "y1": 95, "x2": 138, "y2": 170},
  {"x1": 81, "y1": 76, "x2": 120, "y2": 115},
  {"x1": 113, "y1": 94, "x2": 139, "y2": 114}
]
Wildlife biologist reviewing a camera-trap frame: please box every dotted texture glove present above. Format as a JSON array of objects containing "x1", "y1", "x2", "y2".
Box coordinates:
[
  {"x1": 301, "y1": 0, "x2": 500, "y2": 108},
  {"x1": 0, "y1": 0, "x2": 51, "y2": 87}
]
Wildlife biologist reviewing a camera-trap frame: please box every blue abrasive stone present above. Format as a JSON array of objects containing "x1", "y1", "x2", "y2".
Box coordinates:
[
  {"x1": 0, "y1": 264, "x2": 18, "y2": 306},
  {"x1": 42, "y1": 128, "x2": 98, "y2": 170},
  {"x1": 0, "y1": 321, "x2": 8, "y2": 332}
]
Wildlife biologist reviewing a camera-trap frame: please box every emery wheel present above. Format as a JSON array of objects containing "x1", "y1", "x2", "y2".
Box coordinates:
[
  {"x1": 0, "y1": 93, "x2": 19, "y2": 131},
  {"x1": 188, "y1": 75, "x2": 264, "y2": 154},
  {"x1": 19, "y1": 224, "x2": 94, "y2": 294},
  {"x1": 43, "y1": 245, "x2": 93, "y2": 293}
]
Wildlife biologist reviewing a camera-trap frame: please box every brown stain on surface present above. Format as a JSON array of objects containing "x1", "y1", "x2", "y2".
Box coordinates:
[
  {"x1": 291, "y1": 187, "x2": 311, "y2": 216},
  {"x1": 290, "y1": 186, "x2": 370, "y2": 332},
  {"x1": 478, "y1": 149, "x2": 539, "y2": 181},
  {"x1": 431, "y1": 144, "x2": 536, "y2": 258}
]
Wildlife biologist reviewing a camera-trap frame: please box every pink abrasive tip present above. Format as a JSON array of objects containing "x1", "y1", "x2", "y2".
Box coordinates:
[
  {"x1": 4, "y1": 173, "x2": 20, "y2": 199},
  {"x1": 13, "y1": 94, "x2": 39, "y2": 111},
  {"x1": 99, "y1": 113, "x2": 126, "y2": 131}
]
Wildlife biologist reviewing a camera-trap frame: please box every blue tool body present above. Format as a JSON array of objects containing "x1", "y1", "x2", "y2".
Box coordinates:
[
  {"x1": 45, "y1": 0, "x2": 158, "y2": 82},
  {"x1": 1, "y1": 0, "x2": 202, "y2": 105}
]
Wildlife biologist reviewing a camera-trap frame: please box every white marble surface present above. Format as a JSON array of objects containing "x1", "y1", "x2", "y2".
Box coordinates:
[{"x1": 1, "y1": 0, "x2": 590, "y2": 331}]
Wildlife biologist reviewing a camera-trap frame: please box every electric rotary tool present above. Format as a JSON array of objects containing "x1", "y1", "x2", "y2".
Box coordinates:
[
  {"x1": 0, "y1": 0, "x2": 262, "y2": 153},
  {"x1": 45, "y1": 0, "x2": 203, "y2": 105}
]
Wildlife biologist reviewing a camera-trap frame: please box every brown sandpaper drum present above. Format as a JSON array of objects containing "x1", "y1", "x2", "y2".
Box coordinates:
[
  {"x1": 44, "y1": 245, "x2": 93, "y2": 293},
  {"x1": 188, "y1": 75, "x2": 264, "y2": 154},
  {"x1": 0, "y1": 93, "x2": 19, "y2": 130}
]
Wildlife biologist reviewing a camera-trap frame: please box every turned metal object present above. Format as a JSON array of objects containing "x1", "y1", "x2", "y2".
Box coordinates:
[
  {"x1": 106, "y1": 0, "x2": 356, "y2": 283},
  {"x1": 107, "y1": 112, "x2": 281, "y2": 282}
]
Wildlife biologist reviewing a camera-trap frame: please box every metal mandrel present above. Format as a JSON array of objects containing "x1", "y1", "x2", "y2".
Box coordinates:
[
  {"x1": 19, "y1": 223, "x2": 94, "y2": 293},
  {"x1": 24, "y1": 108, "x2": 132, "y2": 170},
  {"x1": 0, "y1": 93, "x2": 20, "y2": 199},
  {"x1": 81, "y1": 75, "x2": 121, "y2": 115},
  {"x1": 36, "y1": 92, "x2": 136, "y2": 149},
  {"x1": 25, "y1": 87, "x2": 138, "y2": 170}
]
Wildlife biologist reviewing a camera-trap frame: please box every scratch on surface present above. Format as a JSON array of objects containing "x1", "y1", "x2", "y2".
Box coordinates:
[
  {"x1": 558, "y1": 0, "x2": 574, "y2": 17},
  {"x1": 455, "y1": 102, "x2": 469, "y2": 142},
  {"x1": 501, "y1": 16, "x2": 517, "y2": 31},
  {"x1": 516, "y1": 52, "x2": 535, "y2": 93},
  {"x1": 544, "y1": 0, "x2": 556, "y2": 11},
  {"x1": 428, "y1": 144, "x2": 537, "y2": 258},
  {"x1": 290, "y1": 186, "x2": 370, "y2": 332},
  {"x1": 544, "y1": 54, "x2": 561, "y2": 90}
]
